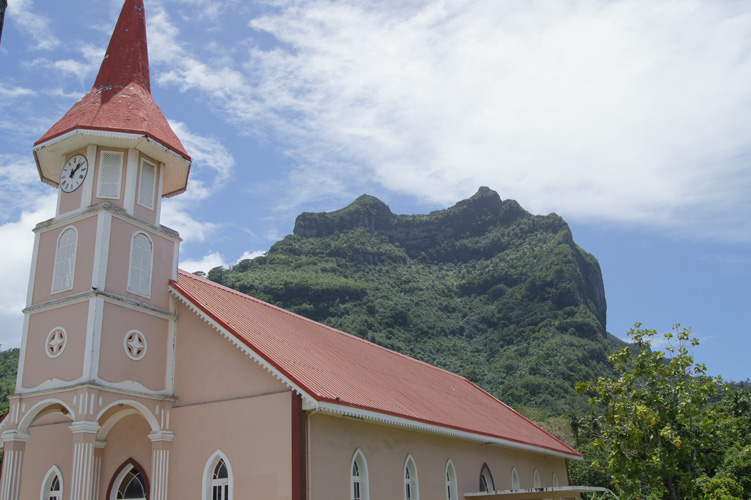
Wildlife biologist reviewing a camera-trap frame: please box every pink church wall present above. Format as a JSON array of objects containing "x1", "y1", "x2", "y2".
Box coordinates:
[
  {"x1": 173, "y1": 302, "x2": 287, "y2": 405},
  {"x1": 168, "y1": 301, "x2": 294, "y2": 497},
  {"x1": 16, "y1": 413, "x2": 74, "y2": 500},
  {"x1": 105, "y1": 217, "x2": 175, "y2": 310},
  {"x1": 96, "y1": 301, "x2": 169, "y2": 391},
  {"x1": 21, "y1": 300, "x2": 89, "y2": 388},
  {"x1": 32, "y1": 215, "x2": 98, "y2": 305},
  {"x1": 307, "y1": 413, "x2": 569, "y2": 499},
  {"x1": 99, "y1": 413, "x2": 153, "y2": 498}
]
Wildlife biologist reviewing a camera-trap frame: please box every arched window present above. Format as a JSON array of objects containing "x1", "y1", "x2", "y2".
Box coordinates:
[
  {"x1": 351, "y1": 449, "x2": 369, "y2": 500},
  {"x1": 445, "y1": 460, "x2": 458, "y2": 500},
  {"x1": 128, "y1": 232, "x2": 153, "y2": 298},
  {"x1": 511, "y1": 468, "x2": 520, "y2": 490},
  {"x1": 534, "y1": 470, "x2": 541, "y2": 489},
  {"x1": 203, "y1": 451, "x2": 233, "y2": 500},
  {"x1": 41, "y1": 465, "x2": 63, "y2": 500},
  {"x1": 109, "y1": 461, "x2": 148, "y2": 500},
  {"x1": 51, "y1": 227, "x2": 77, "y2": 293},
  {"x1": 404, "y1": 455, "x2": 419, "y2": 500},
  {"x1": 553, "y1": 472, "x2": 559, "y2": 488},
  {"x1": 480, "y1": 464, "x2": 494, "y2": 492}
]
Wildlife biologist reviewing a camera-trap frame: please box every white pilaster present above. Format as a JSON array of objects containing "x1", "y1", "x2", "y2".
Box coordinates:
[
  {"x1": 123, "y1": 148, "x2": 139, "y2": 215},
  {"x1": 0, "y1": 431, "x2": 29, "y2": 500},
  {"x1": 69, "y1": 421, "x2": 100, "y2": 500},
  {"x1": 149, "y1": 431, "x2": 174, "y2": 500}
]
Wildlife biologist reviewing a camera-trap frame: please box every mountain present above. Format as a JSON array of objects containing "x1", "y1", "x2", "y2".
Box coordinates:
[{"x1": 209, "y1": 187, "x2": 621, "y2": 414}]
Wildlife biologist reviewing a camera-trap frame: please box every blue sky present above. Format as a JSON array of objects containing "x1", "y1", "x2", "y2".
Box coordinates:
[{"x1": 1, "y1": 0, "x2": 749, "y2": 381}]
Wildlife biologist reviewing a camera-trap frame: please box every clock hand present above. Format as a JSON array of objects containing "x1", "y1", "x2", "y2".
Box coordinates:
[{"x1": 70, "y1": 161, "x2": 83, "y2": 178}]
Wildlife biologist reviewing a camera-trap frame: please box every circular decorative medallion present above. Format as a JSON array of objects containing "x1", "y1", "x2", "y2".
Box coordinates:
[
  {"x1": 46, "y1": 327, "x2": 66, "y2": 358},
  {"x1": 124, "y1": 330, "x2": 147, "y2": 361}
]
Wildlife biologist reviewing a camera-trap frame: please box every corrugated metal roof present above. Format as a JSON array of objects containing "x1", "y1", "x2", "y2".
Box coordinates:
[{"x1": 172, "y1": 269, "x2": 580, "y2": 457}]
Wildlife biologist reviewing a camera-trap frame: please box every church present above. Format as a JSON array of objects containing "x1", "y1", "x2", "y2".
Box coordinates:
[{"x1": 0, "y1": 1, "x2": 599, "y2": 499}]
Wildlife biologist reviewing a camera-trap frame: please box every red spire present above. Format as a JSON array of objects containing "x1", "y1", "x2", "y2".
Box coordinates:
[
  {"x1": 94, "y1": 0, "x2": 151, "y2": 91},
  {"x1": 35, "y1": 0, "x2": 191, "y2": 194}
]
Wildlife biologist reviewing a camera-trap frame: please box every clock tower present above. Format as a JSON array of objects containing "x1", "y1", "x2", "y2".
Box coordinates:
[{"x1": 1, "y1": 1, "x2": 190, "y2": 499}]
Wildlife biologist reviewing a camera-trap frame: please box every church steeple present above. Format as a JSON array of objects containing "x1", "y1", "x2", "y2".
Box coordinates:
[
  {"x1": 93, "y1": 0, "x2": 151, "y2": 91},
  {"x1": 33, "y1": 0, "x2": 191, "y2": 198}
]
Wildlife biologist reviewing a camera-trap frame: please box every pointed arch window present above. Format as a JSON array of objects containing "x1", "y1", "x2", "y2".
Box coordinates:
[
  {"x1": 553, "y1": 472, "x2": 559, "y2": 488},
  {"x1": 109, "y1": 461, "x2": 148, "y2": 500},
  {"x1": 51, "y1": 227, "x2": 77, "y2": 293},
  {"x1": 445, "y1": 460, "x2": 458, "y2": 500},
  {"x1": 404, "y1": 455, "x2": 419, "y2": 500},
  {"x1": 480, "y1": 464, "x2": 494, "y2": 492},
  {"x1": 41, "y1": 465, "x2": 63, "y2": 500},
  {"x1": 128, "y1": 232, "x2": 153, "y2": 298},
  {"x1": 534, "y1": 470, "x2": 541, "y2": 489},
  {"x1": 351, "y1": 449, "x2": 369, "y2": 500},
  {"x1": 203, "y1": 451, "x2": 232, "y2": 500},
  {"x1": 511, "y1": 468, "x2": 520, "y2": 491}
]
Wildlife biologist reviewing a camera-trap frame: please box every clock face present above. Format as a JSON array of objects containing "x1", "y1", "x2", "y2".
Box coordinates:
[{"x1": 59, "y1": 154, "x2": 89, "y2": 193}]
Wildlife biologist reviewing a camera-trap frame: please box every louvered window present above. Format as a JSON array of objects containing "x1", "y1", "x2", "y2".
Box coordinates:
[
  {"x1": 52, "y1": 227, "x2": 77, "y2": 293},
  {"x1": 137, "y1": 160, "x2": 156, "y2": 209},
  {"x1": 128, "y1": 233, "x2": 153, "y2": 298},
  {"x1": 97, "y1": 151, "x2": 123, "y2": 199}
]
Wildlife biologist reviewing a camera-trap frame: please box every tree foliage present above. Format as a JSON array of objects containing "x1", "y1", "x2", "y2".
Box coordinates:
[{"x1": 576, "y1": 325, "x2": 727, "y2": 500}]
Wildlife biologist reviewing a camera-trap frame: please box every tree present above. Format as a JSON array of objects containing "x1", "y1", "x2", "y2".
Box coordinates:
[{"x1": 576, "y1": 324, "x2": 725, "y2": 500}]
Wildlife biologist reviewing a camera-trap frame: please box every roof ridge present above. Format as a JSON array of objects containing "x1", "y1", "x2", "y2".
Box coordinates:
[{"x1": 175, "y1": 269, "x2": 470, "y2": 380}]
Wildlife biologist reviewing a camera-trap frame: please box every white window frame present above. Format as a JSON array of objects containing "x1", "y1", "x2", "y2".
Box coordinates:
[
  {"x1": 511, "y1": 468, "x2": 520, "y2": 491},
  {"x1": 51, "y1": 226, "x2": 77, "y2": 294},
  {"x1": 553, "y1": 471, "x2": 559, "y2": 488},
  {"x1": 127, "y1": 231, "x2": 153, "y2": 298},
  {"x1": 40, "y1": 465, "x2": 63, "y2": 500},
  {"x1": 445, "y1": 460, "x2": 458, "y2": 500},
  {"x1": 480, "y1": 464, "x2": 494, "y2": 492},
  {"x1": 97, "y1": 150, "x2": 124, "y2": 199},
  {"x1": 404, "y1": 455, "x2": 419, "y2": 500},
  {"x1": 109, "y1": 463, "x2": 147, "y2": 500},
  {"x1": 137, "y1": 159, "x2": 157, "y2": 210},
  {"x1": 534, "y1": 470, "x2": 541, "y2": 489},
  {"x1": 203, "y1": 450, "x2": 233, "y2": 500},
  {"x1": 350, "y1": 449, "x2": 369, "y2": 500}
]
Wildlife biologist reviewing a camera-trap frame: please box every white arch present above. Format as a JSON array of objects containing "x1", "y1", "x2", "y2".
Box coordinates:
[
  {"x1": 203, "y1": 450, "x2": 233, "y2": 500},
  {"x1": 40, "y1": 465, "x2": 63, "y2": 500},
  {"x1": 18, "y1": 399, "x2": 75, "y2": 433},
  {"x1": 350, "y1": 448, "x2": 369, "y2": 500},
  {"x1": 51, "y1": 226, "x2": 78, "y2": 294},
  {"x1": 96, "y1": 399, "x2": 160, "y2": 438},
  {"x1": 445, "y1": 460, "x2": 458, "y2": 500},
  {"x1": 511, "y1": 468, "x2": 520, "y2": 490},
  {"x1": 404, "y1": 454, "x2": 419, "y2": 500},
  {"x1": 534, "y1": 469, "x2": 541, "y2": 489}
]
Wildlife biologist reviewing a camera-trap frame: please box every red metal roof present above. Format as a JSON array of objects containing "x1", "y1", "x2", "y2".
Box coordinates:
[
  {"x1": 172, "y1": 270, "x2": 580, "y2": 458},
  {"x1": 34, "y1": 0, "x2": 189, "y2": 162}
]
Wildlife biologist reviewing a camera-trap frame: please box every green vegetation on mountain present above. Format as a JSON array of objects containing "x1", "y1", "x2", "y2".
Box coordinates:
[{"x1": 207, "y1": 187, "x2": 622, "y2": 414}]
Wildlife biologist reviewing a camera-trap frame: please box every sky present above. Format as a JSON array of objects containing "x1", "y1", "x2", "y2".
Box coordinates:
[{"x1": 0, "y1": 0, "x2": 749, "y2": 381}]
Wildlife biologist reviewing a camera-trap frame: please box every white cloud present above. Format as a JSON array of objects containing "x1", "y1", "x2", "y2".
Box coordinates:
[
  {"x1": 179, "y1": 251, "x2": 227, "y2": 274},
  {"x1": 236, "y1": 250, "x2": 266, "y2": 262},
  {"x1": 150, "y1": 0, "x2": 751, "y2": 241},
  {"x1": 7, "y1": 0, "x2": 60, "y2": 50},
  {"x1": 0, "y1": 194, "x2": 57, "y2": 349}
]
